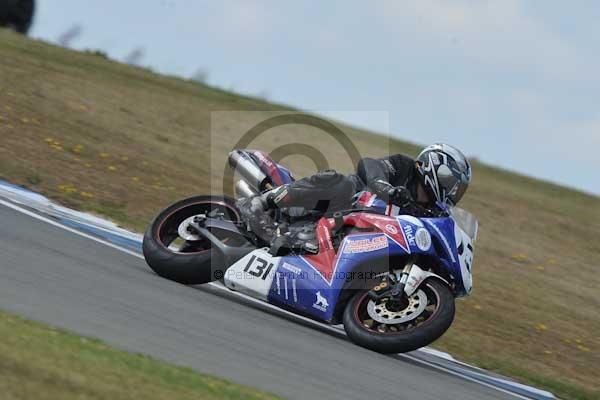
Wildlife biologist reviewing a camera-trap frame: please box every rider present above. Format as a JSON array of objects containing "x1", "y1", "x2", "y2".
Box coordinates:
[{"x1": 249, "y1": 143, "x2": 472, "y2": 216}]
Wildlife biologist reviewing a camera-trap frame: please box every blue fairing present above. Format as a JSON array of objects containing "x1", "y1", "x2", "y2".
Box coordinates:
[
  {"x1": 266, "y1": 215, "x2": 467, "y2": 323},
  {"x1": 267, "y1": 233, "x2": 397, "y2": 321}
]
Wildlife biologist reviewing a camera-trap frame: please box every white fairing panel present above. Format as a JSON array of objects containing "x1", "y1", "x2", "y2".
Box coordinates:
[
  {"x1": 224, "y1": 249, "x2": 279, "y2": 301},
  {"x1": 404, "y1": 264, "x2": 448, "y2": 297},
  {"x1": 454, "y1": 222, "x2": 474, "y2": 294}
]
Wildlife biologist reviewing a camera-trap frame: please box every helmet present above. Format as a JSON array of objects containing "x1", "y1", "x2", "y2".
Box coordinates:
[{"x1": 416, "y1": 143, "x2": 472, "y2": 206}]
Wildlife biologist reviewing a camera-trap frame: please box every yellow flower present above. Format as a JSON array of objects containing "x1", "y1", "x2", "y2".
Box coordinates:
[
  {"x1": 544, "y1": 350, "x2": 552, "y2": 355},
  {"x1": 51, "y1": 145, "x2": 63, "y2": 151},
  {"x1": 577, "y1": 345, "x2": 590, "y2": 352},
  {"x1": 547, "y1": 258, "x2": 558, "y2": 265},
  {"x1": 45, "y1": 138, "x2": 54, "y2": 143},
  {"x1": 534, "y1": 323, "x2": 548, "y2": 332},
  {"x1": 473, "y1": 304, "x2": 482, "y2": 310},
  {"x1": 99, "y1": 152, "x2": 110, "y2": 158},
  {"x1": 79, "y1": 191, "x2": 94, "y2": 198},
  {"x1": 512, "y1": 254, "x2": 528, "y2": 262},
  {"x1": 84, "y1": 163, "x2": 93, "y2": 168},
  {"x1": 107, "y1": 165, "x2": 118, "y2": 172},
  {"x1": 536, "y1": 266, "x2": 545, "y2": 271},
  {"x1": 21, "y1": 117, "x2": 29, "y2": 124},
  {"x1": 58, "y1": 184, "x2": 77, "y2": 194}
]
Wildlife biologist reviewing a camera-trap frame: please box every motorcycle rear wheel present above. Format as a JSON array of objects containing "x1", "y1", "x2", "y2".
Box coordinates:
[
  {"x1": 343, "y1": 279, "x2": 455, "y2": 354},
  {"x1": 142, "y1": 195, "x2": 241, "y2": 284}
]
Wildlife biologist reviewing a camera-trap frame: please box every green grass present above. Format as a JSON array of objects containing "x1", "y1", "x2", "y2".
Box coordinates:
[
  {"x1": 0, "y1": 310, "x2": 280, "y2": 400},
  {"x1": 1, "y1": 29, "x2": 599, "y2": 400}
]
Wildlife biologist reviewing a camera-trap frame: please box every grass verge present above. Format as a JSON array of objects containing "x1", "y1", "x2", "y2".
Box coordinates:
[{"x1": 0, "y1": 310, "x2": 280, "y2": 400}]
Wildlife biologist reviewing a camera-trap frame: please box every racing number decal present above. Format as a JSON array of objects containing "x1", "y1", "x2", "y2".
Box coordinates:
[{"x1": 244, "y1": 255, "x2": 275, "y2": 280}]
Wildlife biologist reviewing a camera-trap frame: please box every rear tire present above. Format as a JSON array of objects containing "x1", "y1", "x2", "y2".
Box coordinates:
[
  {"x1": 142, "y1": 195, "x2": 240, "y2": 285},
  {"x1": 343, "y1": 279, "x2": 455, "y2": 354}
]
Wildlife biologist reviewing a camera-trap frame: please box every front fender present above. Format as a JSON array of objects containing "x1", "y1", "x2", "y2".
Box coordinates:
[{"x1": 404, "y1": 264, "x2": 449, "y2": 296}]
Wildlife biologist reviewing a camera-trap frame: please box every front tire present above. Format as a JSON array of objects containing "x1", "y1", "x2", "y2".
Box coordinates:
[
  {"x1": 343, "y1": 279, "x2": 455, "y2": 354},
  {"x1": 142, "y1": 195, "x2": 241, "y2": 285}
]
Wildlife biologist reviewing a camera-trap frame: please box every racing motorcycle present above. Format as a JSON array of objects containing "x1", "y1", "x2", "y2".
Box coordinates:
[{"x1": 142, "y1": 150, "x2": 478, "y2": 353}]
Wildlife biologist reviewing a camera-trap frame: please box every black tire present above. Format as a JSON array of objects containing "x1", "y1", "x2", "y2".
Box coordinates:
[
  {"x1": 343, "y1": 279, "x2": 455, "y2": 354},
  {"x1": 0, "y1": 0, "x2": 35, "y2": 34},
  {"x1": 142, "y1": 195, "x2": 241, "y2": 285}
]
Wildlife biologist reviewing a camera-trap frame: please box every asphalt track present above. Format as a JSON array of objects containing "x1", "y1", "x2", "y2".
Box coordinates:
[{"x1": 0, "y1": 203, "x2": 516, "y2": 400}]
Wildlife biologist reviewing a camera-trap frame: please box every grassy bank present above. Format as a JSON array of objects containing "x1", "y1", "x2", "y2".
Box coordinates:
[
  {"x1": 0, "y1": 310, "x2": 279, "y2": 400},
  {"x1": 0, "y1": 30, "x2": 599, "y2": 400}
]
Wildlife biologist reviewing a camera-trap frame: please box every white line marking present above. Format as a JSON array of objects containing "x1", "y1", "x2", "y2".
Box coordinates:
[
  {"x1": 0, "y1": 197, "x2": 540, "y2": 400},
  {"x1": 0, "y1": 199, "x2": 143, "y2": 260},
  {"x1": 399, "y1": 354, "x2": 533, "y2": 400}
]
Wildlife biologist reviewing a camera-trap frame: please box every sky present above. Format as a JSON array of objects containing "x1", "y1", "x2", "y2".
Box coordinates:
[{"x1": 30, "y1": 0, "x2": 600, "y2": 195}]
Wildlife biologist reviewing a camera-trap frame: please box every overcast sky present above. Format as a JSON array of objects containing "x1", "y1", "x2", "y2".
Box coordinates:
[{"x1": 30, "y1": 1, "x2": 600, "y2": 195}]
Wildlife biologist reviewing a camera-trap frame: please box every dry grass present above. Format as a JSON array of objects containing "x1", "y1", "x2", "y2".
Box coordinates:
[{"x1": 1, "y1": 30, "x2": 599, "y2": 400}]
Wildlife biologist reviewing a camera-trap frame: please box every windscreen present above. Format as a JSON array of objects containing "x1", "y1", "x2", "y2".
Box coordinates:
[{"x1": 449, "y1": 207, "x2": 479, "y2": 241}]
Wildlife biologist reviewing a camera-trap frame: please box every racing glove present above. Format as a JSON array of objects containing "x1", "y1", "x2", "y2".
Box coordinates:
[
  {"x1": 387, "y1": 185, "x2": 413, "y2": 206},
  {"x1": 370, "y1": 180, "x2": 413, "y2": 205}
]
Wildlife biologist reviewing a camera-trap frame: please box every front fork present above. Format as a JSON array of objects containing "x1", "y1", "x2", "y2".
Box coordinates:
[
  {"x1": 390, "y1": 260, "x2": 414, "y2": 297},
  {"x1": 369, "y1": 260, "x2": 449, "y2": 300}
]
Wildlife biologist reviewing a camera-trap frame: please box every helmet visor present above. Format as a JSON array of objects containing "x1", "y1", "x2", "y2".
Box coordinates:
[{"x1": 436, "y1": 164, "x2": 469, "y2": 205}]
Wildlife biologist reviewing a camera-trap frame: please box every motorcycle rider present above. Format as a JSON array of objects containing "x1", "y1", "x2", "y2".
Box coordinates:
[{"x1": 247, "y1": 143, "x2": 472, "y2": 216}]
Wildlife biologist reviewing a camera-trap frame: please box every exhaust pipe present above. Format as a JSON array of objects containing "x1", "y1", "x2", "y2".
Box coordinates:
[
  {"x1": 228, "y1": 150, "x2": 270, "y2": 192},
  {"x1": 235, "y1": 180, "x2": 258, "y2": 198}
]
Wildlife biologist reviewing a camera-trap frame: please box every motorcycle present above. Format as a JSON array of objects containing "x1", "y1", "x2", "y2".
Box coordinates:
[{"x1": 142, "y1": 149, "x2": 479, "y2": 353}]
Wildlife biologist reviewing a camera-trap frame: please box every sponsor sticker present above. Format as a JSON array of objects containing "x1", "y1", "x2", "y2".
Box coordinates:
[
  {"x1": 281, "y1": 262, "x2": 302, "y2": 275},
  {"x1": 312, "y1": 291, "x2": 329, "y2": 312},
  {"x1": 385, "y1": 224, "x2": 398, "y2": 234},
  {"x1": 344, "y1": 235, "x2": 388, "y2": 253},
  {"x1": 415, "y1": 228, "x2": 432, "y2": 251},
  {"x1": 403, "y1": 225, "x2": 416, "y2": 247},
  {"x1": 254, "y1": 151, "x2": 274, "y2": 167}
]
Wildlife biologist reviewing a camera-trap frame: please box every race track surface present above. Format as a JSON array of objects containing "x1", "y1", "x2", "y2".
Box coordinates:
[{"x1": 0, "y1": 204, "x2": 514, "y2": 400}]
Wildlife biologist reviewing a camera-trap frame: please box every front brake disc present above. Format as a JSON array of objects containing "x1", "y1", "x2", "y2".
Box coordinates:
[{"x1": 366, "y1": 289, "x2": 428, "y2": 325}]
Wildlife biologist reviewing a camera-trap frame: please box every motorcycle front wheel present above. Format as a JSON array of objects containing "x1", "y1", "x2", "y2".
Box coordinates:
[
  {"x1": 142, "y1": 195, "x2": 242, "y2": 284},
  {"x1": 343, "y1": 279, "x2": 455, "y2": 354}
]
